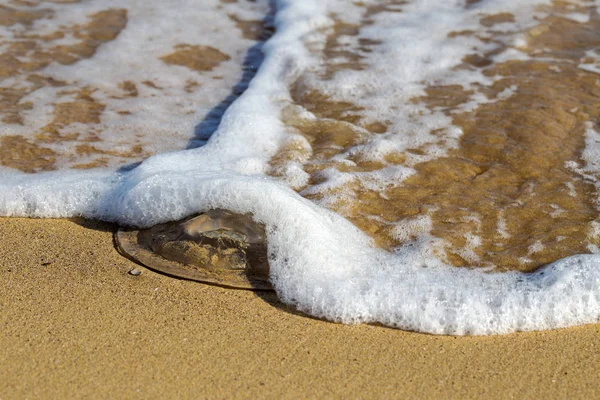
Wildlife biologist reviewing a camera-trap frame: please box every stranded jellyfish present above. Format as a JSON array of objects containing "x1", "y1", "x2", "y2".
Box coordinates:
[{"x1": 115, "y1": 210, "x2": 272, "y2": 290}]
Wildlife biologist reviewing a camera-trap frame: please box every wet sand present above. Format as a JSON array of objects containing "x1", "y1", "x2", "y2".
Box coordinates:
[{"x1": 0, "y1": 217, "x2": 599, "y2": 399}]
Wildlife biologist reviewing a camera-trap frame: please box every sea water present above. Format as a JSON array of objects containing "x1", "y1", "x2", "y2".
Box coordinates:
[{"x1": 2, "y1": 0, "x2": 600, "y2": 334}]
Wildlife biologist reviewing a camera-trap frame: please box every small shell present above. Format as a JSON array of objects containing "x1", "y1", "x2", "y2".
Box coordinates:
[{"x1": 115, "y1": 210, "x2": 272, "y2": 290}]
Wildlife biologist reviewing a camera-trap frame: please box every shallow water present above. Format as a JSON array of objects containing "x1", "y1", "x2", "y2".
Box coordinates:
[
  {"x1": 280, "y1": 0, "x2": 600, "y2": 271},
  {"x1": 0, "y1": 0, "x2": 271, "y2": 169},
  {"x1": 2, "y1": 0, "x2": 600, "y2": 334}
]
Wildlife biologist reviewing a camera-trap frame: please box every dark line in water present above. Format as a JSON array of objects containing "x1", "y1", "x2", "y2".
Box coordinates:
[
  {"x1": 187, "y1": 0, "x2": 277, "y2": 150},
  {"x1": 116, "y1": 0, "x2": 276, "y2": 174}
]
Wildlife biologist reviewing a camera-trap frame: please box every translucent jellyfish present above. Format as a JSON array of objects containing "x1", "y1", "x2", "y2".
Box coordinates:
[{"x1": 116, "y1": 209, "x2": 272, "y2": 290}]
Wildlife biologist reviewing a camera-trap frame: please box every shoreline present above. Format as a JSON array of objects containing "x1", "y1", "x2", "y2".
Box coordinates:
[{"x1": 1, "y1": 217, "x2": 599, "y2": 398}]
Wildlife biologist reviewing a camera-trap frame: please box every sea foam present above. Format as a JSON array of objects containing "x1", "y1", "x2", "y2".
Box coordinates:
[
  {"x1": 0, "y1": 0, "x2": 268, "y2": 168},
  {"x1": 2, "y1": 0, "x2": 600, "y2": 335}
]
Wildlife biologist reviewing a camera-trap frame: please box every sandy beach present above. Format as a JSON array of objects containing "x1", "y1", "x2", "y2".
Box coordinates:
[{"x1": 0, "y1": 217, "x2": 598, "y2": 399}]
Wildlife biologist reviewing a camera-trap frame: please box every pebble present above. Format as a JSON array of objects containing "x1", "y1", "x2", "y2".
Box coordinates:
[{"x1": 128, "y1": 268, "x2": 142, "y2": 276}]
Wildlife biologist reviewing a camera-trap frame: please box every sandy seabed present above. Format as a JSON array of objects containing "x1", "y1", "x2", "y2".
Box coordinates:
[{"x1": 0, "y1": 217, "x2": 599, "y2": 399}]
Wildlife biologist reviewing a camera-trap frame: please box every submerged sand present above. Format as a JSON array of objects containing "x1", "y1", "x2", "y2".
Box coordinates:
[
  {"x1": 0, "y1": 217, "x2": 598, "y2": 399},
  {"x1": 4, "y1": 0, "x2": 600, "y2": 272},
  {"x1": 280, "y1": 1, "x2": 600, "y2": 272}
]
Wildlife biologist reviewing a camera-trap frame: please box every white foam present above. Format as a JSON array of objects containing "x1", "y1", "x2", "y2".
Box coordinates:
[
  {"x1": 528, "y1": 241, "x2": 545, "y2": 254},
  {"x1": 285, "y1": 0, "x2": 552, "y2": 207},
  {"x1": 550, "y1": 204, "x2": 566, "y2": 218},
  {"x1": 392, "y1": 215, "x2": 433, "y2": 243},
  {"x1": 2, "y1": 0, "x2": 600, "y2": 335},
  {"x1": 579, "y1": 50, "x2": 600, "y2": 74},
  {"x1": 562, "y1": 12, "x2": 591, "y2": 23},
  {"x1": 497, "y1": 212, "x2": 510, "y2": 240},
  {"x1": 1, "y1": 0, "x2": 270, "y2": 168}
]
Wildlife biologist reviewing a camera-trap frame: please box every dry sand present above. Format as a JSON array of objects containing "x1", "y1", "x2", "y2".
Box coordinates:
[{"x1": 0, "y1": 217, "x2": 599, "y2": 399}]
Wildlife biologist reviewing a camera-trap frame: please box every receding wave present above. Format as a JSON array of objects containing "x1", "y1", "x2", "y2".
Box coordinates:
[{"x1": 1, "y1": 0, "x2": 600, "y2": 334}]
